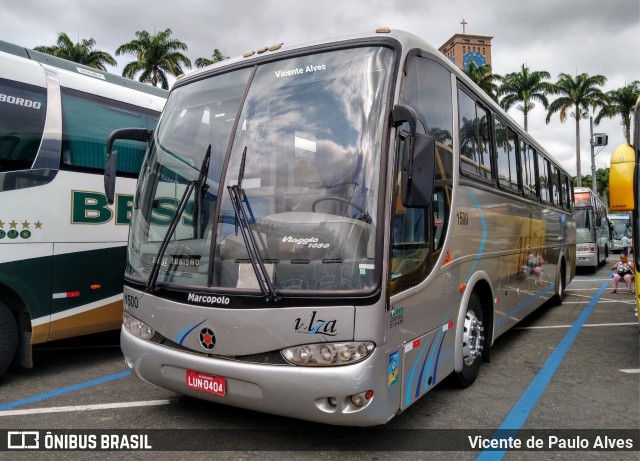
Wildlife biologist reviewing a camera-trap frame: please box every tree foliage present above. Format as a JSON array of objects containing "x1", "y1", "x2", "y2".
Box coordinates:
[
  {"x1": 498, "y1": 64, "x2": 554, "y2": 132},
  {"x1": 546, "y1": 73, "x2": 607, "y2": 186},
  {"x1": 195, "y1": 49, "x2": 227, "y2": 68},
  {"x1": 116, "y1": 29, "x2": 191, "y2": 89},
  {"x1": 34, "y1": 32, "x2": 116, "y2": 71},
  {"x1": 595, "y1": 81, "x2": 640, "y2": 144},
  {"x1": 463, "y1": 62, "x2": 501, "y2": 102}
]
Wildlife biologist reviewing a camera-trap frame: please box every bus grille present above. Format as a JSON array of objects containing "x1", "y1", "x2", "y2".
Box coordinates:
[{"x1": 149, "y1": 333, "x2": 289, "y2": 365}]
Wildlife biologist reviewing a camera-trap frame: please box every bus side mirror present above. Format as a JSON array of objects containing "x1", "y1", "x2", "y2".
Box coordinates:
[
  {"x1": 392, "y1": 104, "x2": 435, "y2": 208},
  {"x1": 104, "y1": 128, "x2": 152, "y2": 205}
]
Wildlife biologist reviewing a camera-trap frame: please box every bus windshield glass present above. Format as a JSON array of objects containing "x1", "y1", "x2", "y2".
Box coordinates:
[
  {"x1": 610, "y1": 218, "x2": 630, "y2": 239},
  {"x1": 574, "y1": 208, "x2": 593, "y2": 244},
  {"x1": 128, "y1": 46, "x2": 394, "y2": 296}
]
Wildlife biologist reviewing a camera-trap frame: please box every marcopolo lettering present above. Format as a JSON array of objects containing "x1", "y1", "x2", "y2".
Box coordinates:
[{"x1": 188, "y1": 293, "x2": 230, "y2": 305}]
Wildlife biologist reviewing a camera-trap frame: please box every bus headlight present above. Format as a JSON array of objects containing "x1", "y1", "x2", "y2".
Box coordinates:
[
  {"x1": 281, "y1": 342, "x2": 374, "y2": 366},
  {"x1": 123, "y1": 312, "x2": 155, "y2": 341}
]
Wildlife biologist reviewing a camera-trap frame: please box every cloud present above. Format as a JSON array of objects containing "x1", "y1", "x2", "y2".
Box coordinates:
[{"x1": 1, "y1": 0, "x2": 638, "y2": 177}]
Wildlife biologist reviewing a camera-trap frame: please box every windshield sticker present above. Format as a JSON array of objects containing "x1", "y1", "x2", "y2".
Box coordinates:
[
  {"x1": 282, "y1": 236, "x2": 330, "y2": 249},
  {"x1": 359, "y1": 263, "x2": 374, "y2": 275},
  {"x1": 274, "y1": 64, "x2": 326, "y2": 79},
  {"x1": 294, "y1": 310, "x2": 337, "y2": 336}
]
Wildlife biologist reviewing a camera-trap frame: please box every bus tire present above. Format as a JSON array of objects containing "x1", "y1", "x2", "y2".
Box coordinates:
[
  {"x1": 451, "y1": 292, "x2": 485, "y2": 388},
  {"x1": 0, "y1": 301, "x2": 18, "y2": 377}
]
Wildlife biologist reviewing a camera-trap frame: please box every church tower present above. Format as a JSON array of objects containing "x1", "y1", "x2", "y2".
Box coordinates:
[{"x1": 439, "y1": 19, "x2": 493, "y2": 71}]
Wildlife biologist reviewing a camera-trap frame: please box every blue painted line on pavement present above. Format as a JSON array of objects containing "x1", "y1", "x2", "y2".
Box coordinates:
[
  {"x1": 0, "y1": 370, "x2": 131, "y2": 411},
  {"x1": 475, "y1": 281, "x2": 608, "y2": 461}
]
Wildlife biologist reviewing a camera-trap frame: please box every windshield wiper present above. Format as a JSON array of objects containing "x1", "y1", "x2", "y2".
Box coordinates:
[
  {"x1": 147, "y1": 146, "x2": 211, "y2": 291},
  {"x1": 192, "y1": 145, "x2": 211, "y2": 239},
  {"x1": 227, "y1": 147, "x2": 280, "y2": 303}
]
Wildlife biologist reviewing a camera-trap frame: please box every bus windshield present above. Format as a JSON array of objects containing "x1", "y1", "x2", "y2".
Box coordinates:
[
  {"x1": 574, "y1": 208, "x2": 594, "y2": 244},
  {"x1": 128, "y1": 46, "x2": 394, "y2": 296},
  {"x1": 610, "y1": 219, "x2": 630, "y2": 239}
]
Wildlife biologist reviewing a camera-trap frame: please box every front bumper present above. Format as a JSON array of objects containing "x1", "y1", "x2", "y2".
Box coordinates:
[{"x1": 121, "y1": 328, "x2": 394, "y2": 426}]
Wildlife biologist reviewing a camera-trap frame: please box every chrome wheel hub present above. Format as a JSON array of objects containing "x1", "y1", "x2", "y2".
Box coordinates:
[{"x1": 462, "y1": 310, "x2": 484, "y2": 366}]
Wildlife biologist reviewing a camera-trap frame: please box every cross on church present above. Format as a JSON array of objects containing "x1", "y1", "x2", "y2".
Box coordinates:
[{"x1": 460, "y1": 18, "x2": 468, "y2": 34}]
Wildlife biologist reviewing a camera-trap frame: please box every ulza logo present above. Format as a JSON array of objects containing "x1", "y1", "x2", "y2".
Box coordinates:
[
  {"x1": 199, "y1": 328, "x2": 216, "y2": 350},
  {"x1": 294, "y1": 311, "x2": 337, "y2": 336}
]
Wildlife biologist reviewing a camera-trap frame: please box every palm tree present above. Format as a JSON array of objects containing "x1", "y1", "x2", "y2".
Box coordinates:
[
  {"x1": 195, "y1": 49, "x2": 227, "y2": 68},
  {"x1": 596, "y1": 167, "x2": 609, "y2": 205},
  {"x1": 498, "y1": 64, "x2": 554, "y2": 132},
  {"x1": 463, "y1": 62, "x2": 501, "y2": 102},
  {"x1": 116, "y1": 29, "x2": 191, "y2": 89},
  {"x1": 34, "y1": 33, "x2": 116, "y2": 71},
  {"x1": 546, "y1": 73, "x2": 607, "y2": 187},
  {"x1": 594, "y1": 81, "x2": 640, "y2": 144}
]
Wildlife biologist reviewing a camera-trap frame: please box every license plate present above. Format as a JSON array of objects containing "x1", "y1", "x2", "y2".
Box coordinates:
[{"x1": 186, "y1": 369, "x2": 226, "y2": 396}]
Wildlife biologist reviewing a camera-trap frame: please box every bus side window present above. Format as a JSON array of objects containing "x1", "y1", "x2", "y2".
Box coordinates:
[
  {"x1": 458, "y1": 88, "x2": 493, "y2": 182},
  {"x1": 538, "y1": 154, "x2": 551, "y2": 203},
  {"x1": 0, "y1": 78, "x2": 47, "y2": 172},
  {"x1": 60, "y1": 88, "x2": 159, "y2": 175},
  {"x1": 495, "y1": 118, "x2": 519, "y2": 192}
]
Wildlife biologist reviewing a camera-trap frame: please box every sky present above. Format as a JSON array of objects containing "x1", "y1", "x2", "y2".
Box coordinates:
[{"x1": 2, "y1": 0, "x2": 639, "y2": 178}]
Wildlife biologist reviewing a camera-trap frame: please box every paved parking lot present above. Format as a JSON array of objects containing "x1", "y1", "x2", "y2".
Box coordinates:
[{"x1": 0, "y1": 259, "x2": 638, "y2": 460}]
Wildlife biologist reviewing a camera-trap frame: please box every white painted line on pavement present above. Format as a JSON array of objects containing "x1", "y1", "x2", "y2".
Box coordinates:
[
  {"x1": 516, "y1": 322, "x2": 637, "y2": 330},
  {"x1": 0, "y1": 399, "x2": 171, "y2": 416}
]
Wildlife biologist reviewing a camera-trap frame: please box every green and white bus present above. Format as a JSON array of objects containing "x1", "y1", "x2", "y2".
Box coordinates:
[
  {"x1": 109, "y1": 28, "x2": 575, "y2": 425},
  {"x1": 0, "y1": 40, "x2": 166, "y2": 377}
]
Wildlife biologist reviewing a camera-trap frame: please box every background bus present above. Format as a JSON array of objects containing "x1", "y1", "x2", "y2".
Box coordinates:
[
  {"x1": 609, "y1": 213, "x2": 632, "y2": 254},
  {"x1": 0, "y1": 40, "x2": 166, "y2": 377},
  {"x1": 573, "y1": 187, "x2": 610, "y2": 273},
  {"x1": 609, "y1": 96, "x2": 639, "y2": 319},
  {"x1": 109, "y1": 28, "x2": 575, "y2": 426}
]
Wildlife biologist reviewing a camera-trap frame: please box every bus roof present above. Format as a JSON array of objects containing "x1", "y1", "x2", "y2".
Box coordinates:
[
  {"x1": 177, "y1": 28, "x2": 566, "y2": 176},
  {"x1": 0, "y1": 39, "x2": 167, "y2": 99}
]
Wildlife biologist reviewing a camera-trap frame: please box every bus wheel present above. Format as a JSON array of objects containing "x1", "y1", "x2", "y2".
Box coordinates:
[
  {"x1": 451, "y1": 293, "x2": 485, "y2": 388},
  {"x1": 0, "y1": 301, "x2": 18, "y2": 377},
  {"x1": 550, "y1": 265, "x2": 565, "y2": 306}
]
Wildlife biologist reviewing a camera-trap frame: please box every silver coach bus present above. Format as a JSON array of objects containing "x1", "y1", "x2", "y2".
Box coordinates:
[
  {"x1": 107, "y1": 28, "x2": 576, "y2": 426},
  {"x1": 573, "y1": 187, "x2": 610, "y2": 273}
]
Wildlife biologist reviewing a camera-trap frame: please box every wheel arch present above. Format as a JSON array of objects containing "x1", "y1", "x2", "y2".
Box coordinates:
[{"x1": 454, "y1": 271, "x2": 494, "y2": 373}]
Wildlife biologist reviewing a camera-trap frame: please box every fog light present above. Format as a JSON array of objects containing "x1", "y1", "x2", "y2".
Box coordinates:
[{"x1": 351, "y1": 394, "x2": 365, "y2": 407}]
